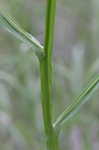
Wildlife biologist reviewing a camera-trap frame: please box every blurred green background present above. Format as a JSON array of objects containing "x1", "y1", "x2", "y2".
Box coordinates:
[{"x1": 0, "y1": 0, "x2": 99, "y2": 149}]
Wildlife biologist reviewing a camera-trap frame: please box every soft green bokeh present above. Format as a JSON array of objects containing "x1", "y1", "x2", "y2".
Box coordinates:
[{"x1": 0, "y1": 0, "x2": 99, "y2": 150}]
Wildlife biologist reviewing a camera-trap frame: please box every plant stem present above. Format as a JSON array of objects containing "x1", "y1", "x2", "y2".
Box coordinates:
[{"x1": 40, "y1": 0, "x2": 59, "y2": 150}]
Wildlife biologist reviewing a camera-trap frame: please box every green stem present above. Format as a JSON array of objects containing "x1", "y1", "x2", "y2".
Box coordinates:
[{"x1": 40, "y1": 0, "x2": 59, "y2": 150}]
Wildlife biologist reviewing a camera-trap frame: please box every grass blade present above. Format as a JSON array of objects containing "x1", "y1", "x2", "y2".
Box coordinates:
[
  {"x1": 53, "y1": 75, "x2": 99, "y2": 129},
  {"x1": 0, "y1": 10, "x2": 44, "y2": 58}
]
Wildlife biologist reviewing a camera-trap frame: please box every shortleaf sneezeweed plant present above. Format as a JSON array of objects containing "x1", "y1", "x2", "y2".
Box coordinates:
[{"x1": 0, "y1": 1, "x2": 99, "y2": 150}]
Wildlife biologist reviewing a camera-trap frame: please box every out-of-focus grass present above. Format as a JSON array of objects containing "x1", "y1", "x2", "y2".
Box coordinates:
[{"x1": 0, "y1": 0, "x2": 99, "y2": 150}]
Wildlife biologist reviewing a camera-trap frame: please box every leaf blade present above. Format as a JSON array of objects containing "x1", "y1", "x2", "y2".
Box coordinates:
[
  {"x1": 0, "y1": 10, "x2": 44, "y2": 58},
  {"x1": 53, "y1": 75, "x2": 99, "y2": 129}
]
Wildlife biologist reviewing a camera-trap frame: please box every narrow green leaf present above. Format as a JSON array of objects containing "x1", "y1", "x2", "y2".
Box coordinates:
[
  {"x1": 0, "y1": 10, "x2": 44, "y2": 58},
  {"x1": 53, "y1": 75, "x2": 99, "y2": 129}
]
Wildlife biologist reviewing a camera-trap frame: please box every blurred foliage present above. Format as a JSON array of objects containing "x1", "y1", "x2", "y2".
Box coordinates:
[{"x1": 0, "y1": 0, "x2": 99, "y2": 150}]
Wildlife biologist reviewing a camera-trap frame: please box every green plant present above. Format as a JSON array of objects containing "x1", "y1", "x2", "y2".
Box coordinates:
[{"x1": 0, "y1": 1, "x2": 99, "y2": 150}]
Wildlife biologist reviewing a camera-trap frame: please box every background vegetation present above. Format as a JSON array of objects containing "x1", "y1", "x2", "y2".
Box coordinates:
[{"x1": 0, "y1": 0, "x2": 99, "y2": 149}]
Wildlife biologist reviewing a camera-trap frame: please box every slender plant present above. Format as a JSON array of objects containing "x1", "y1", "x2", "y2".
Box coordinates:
[
  {"x1": 39, "y1": 0, "x2": 59, "y2": 150},
  {"x1": 0, "y1": 1, "x2": 99, "y2": 150}
]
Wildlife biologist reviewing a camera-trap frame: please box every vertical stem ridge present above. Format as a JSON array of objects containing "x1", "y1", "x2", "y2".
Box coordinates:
[{"x1": 40, "y1": 0, "x2": 58, "y2": 150}]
